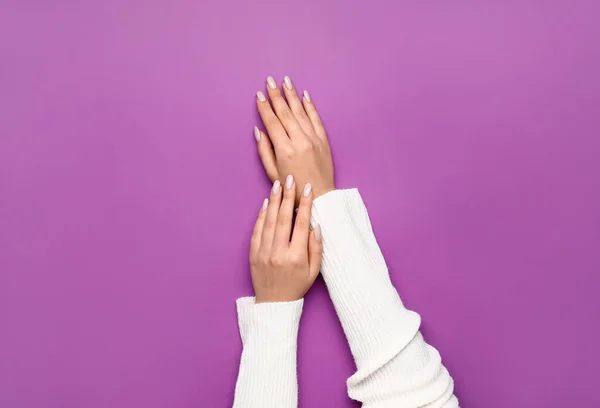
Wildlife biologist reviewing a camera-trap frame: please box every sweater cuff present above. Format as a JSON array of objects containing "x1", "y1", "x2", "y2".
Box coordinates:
[{"x1": 236, "y1": 297, "x2": 303, "y2": 345}]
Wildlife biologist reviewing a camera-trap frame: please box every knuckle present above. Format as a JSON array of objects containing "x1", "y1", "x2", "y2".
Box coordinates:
[
  {"x1": 269, "y1": 253, "x2": 284, "y2": 267},
  {"x1": 295, "y1": 216, "x2": 308, "y2": 230},
  {"x1": 289, "y1": 252, "x2": 304, "y2": 265},
  {"x1": 279, "y1": 146, "x2": 295, "y2": 159},
  {"x1": 293, "y1": 106, "x2": 308, "y2": 120},
  {"x1": 278, "y1": 108, "x2": 294, "y2": 123},
  {"x1": 277, "y1": 214, "x2": 291, "y2": 226},
  {"x1": 266, "y1": 115, "x2": 281, "y2": 128},
  {"x1": 301, "y1": 141, "x2": 314, "y2": 153},
  {"x1": 264, "y1": 218, "x2": 276, "y2": 230},
  {"x1": 257, "y1": 252, "x2": 269, "y2": 266}
]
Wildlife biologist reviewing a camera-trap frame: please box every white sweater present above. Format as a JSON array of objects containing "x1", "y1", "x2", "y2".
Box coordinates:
[{"x1": 233, "y1": 189, "x2": 459, "y2": 407}]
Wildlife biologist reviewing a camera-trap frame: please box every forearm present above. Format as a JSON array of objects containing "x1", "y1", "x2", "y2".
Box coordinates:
[
  {"x1": 311, "y1": 189, "x2": 458, "y2": 407},
  {"x1": 233, "y1": 297, "x2": 302, "y2": 408}
]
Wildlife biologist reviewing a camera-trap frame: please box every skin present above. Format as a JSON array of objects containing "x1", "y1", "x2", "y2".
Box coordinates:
[
  {"x1": 255, "y1": 76, "x2": 335, "y2": 202},
  {"x1": 250, "y1": 76, "x2": 335, "y2": 303},
  {"x1": 250, "y1": 176, "x2": 322, "y2": 303}
]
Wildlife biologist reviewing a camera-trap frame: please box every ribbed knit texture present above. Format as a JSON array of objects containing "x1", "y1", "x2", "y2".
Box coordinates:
[
  {"x1": 233, "y1": 189, "x2": 459, "y2": 407},
  {"x1": 233, "y1": 297, "x2": 303, "y2": 407}
]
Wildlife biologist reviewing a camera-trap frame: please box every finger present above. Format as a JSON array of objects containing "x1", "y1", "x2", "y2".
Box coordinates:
[
  {"x1": 266, "y1": 76, "x2": 303, "y2": 138},
  {"x1": 308, "y1": 225, "x2": 323, "y2": 280},
  {"x1": 250, "y1": 198, "x2": 269, "y2": 255},
  {"x1": 273, "y1": 174, "x2": 296, "y2": 249},
  {"x1": 257, "y1": 90, "x2": 290, "y2": 148},
  {"x1": 282, "y1": 76, "x2": 315, "y2": 137},
  {"x1": 261, "y1": 180, "x2": 283, "y2": 250},
  {"x1": 302, "y1": 90, "x2": 328, "y2": 141},
  {"x1": 254, "y1": 126, "x2": 279, "y2": 182},
  {"x1": 291, "y1": 183, "x2": 314, "y2": 250}
]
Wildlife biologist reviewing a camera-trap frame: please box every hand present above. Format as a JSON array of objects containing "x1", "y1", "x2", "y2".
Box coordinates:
[
  {"x1": 254, "y1": 76, "x2": 335, "y2": 201},
  {"x1": 250, "y1": 174, "x2": 323, "y2": 303}
]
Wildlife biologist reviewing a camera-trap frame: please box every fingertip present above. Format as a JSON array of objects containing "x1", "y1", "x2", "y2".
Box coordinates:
[
  {"x1": 302, "y1": 91, "x2": 327, "y2": 139},
  {"x1": 304, "y1": 183, "x2": 313, "y2": 197},
  {"x1": 254, "y1": 126, "x2": 261, "y2": 142},
  {"x1": 284, "y1": 174, "x2": 295, "y2": 193},
  {"x1": 271, "y1": 180, "x2": 282, "y2": 197},
  {"x1": 282, "y1": 76, "x2": 297, "y2": 97},
  {"x1": 255, "y1": 127, "x2": 270, "y2": 146},
  {"x1": 283, "y1": 174, "x2": 297, "y2": 202},
  {"x1": 303, "y1": 90, "x2": 311, "y2": 104},
  {"x1": 283, "y1": 76, "x2": 293, "y2": 90},
  {"x1": 301, "y1": 183, "x2": 313, "y2": 205},
  {"x1": 266, "y1": 77, "x2": 282, "y2": 99},
  {"x1": 267, "y1": 76, "x2": 277, "y2": 90},
  {"x1": 255, "y1": 129, "x2": 279, "y2": 181},
  {"x1": 261, "y1": 198, "x2": 269, "y2": 213}
]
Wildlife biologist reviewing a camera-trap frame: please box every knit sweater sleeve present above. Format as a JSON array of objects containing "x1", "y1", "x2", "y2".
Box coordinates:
[
  {"x1": 311, "y1": 189, "x2": 459, "y2": 407},
  {"x1": 232, "y1": 297, "x2": 303, "y2": 408}
]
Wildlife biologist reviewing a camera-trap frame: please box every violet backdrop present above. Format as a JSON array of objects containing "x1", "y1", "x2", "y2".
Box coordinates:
[{"x1": 1, "y1": 1, "x2": 599, "y2": 407}]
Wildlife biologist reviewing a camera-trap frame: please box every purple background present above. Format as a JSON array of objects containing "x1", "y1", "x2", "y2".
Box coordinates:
[{"x1": 1, "y1": 1, "x2": 599, "y2": 407}]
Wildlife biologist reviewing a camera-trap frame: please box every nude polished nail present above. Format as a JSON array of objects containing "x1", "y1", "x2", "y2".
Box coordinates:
[
  {"x1": 303, "y1": 183, "x2": 312, "y2": 197},
  {"x1": 267, "y1": 76, "x2": 277, "y2": 89},
  {"x1": 254, "y1": 126, "x2": 261, "y2": 142},
  {"x1": 284, "y1": 76, "x2": 293, "y2": 90},
  {"x1": 257, "y1": 91, "x2": 266, "y2": 102},
  {"x1": 303, "y1": 90, "x2": 311, "y2": 103},
  {"x1": 285, "y1": 175, "x2": 294, "y2": 190},
  {"x1": 272, "y1": 180, "x2": 281, "y2": 195}
]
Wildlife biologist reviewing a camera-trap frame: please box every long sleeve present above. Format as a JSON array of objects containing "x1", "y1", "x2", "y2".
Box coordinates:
[
  {"x1": 232, "y1": 297, "x2": 303, "y2": 408},
  {"x1": 311, "y1": 189, "x2": 459, "y2": 408}
]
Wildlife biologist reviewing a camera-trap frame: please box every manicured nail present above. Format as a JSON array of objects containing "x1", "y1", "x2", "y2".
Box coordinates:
[
  {"x1": 261, "y1": 198, "x2": 269, "y2": 212},
  {"x1": 303, "y1": 90, "x2": 311, "y2": 103},
  {"x1": 254, "y1": 126, "x2": 261, "y2": 142},
  {"x1": 267, "y1": 76, "x2": 277, "y2": 89},
  {"x1": 285, "y1": 174, "x2": 294, "y2": 190},
  {"x1": 284, "y1": 76, "x2": 293, "y2": 90},
  {"x1": 303, "y1": 183, "x2": 312, "y2": 197},
  {"x1": 257, "y1": 91, "x2": 266, "y2": 102},
  {"x1": 272, "y1": 180, "x2": 281, "y2": 195},
  {"x1": 315, "y1": 224, "x2": 322, "y2": 241}
]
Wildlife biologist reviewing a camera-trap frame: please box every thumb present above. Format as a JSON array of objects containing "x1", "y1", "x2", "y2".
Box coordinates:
[{"x1": 308, "y1": 224, "x2": 323, "y2": 280}]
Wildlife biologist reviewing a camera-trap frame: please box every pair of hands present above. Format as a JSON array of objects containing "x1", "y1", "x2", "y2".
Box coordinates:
[{"x1": 250, "y1": 76, "x2": 334, "y2": 303}]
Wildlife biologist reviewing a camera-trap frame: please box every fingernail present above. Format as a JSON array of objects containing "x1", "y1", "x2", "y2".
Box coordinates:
[
  {"x1": 261, "y1": 198, "x2": 269, "y2": 212},
  {"x1": 254, "y1": 126, "x2": 261, "y2": 142},
  {"x1": 284, "y1": 76, "x2": 293, "y2": 90},
  {"x1": 315, "y1": 224, "x2": 322, "y2": 241},
  {"x1": 257, "y1": 91, "x2": 266, "y2": 102},
  {"x1": 267, "y1": 76, "x2": 277, "y2": 89},
  {"x1": 303, "y1": 183, "x2": 312, "y2": 197},
  {"x1": 285, "y1": 174, "x2": 294, "y2": 190},
  {"x1": 303, "y1": 90, "x2": 311, "y2": 103},
  {"x1": 272, "y1": 180, "x2": 281, "y2": 195}
]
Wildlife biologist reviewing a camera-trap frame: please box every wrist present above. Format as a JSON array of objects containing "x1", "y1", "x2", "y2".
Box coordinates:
[
  {"x1": 313, "y1": 185, "x2": 335, "y2": 199},
  {"x1": 255, "y1": 294, "x2": 303, "y2": 304}
]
